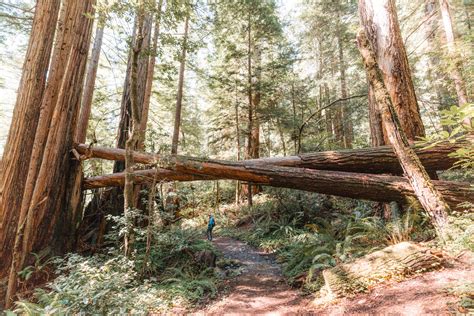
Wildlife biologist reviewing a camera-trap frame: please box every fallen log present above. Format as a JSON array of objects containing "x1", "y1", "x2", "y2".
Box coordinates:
[
  {"x1": 322, "y1": 242, "x2": 443, "y2": 298},
  {"x1": 82, "y1": 161, "x2": 473, "y2": 210},
  {"x1": 74, "y1": 141, "x2": 463, "y2": 175},
  {"x1": 83, "y1": 168, "x2": 215, "y2": 189}
]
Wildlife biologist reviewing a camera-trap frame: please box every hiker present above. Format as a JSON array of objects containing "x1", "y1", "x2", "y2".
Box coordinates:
[{"x1": 207, "y1": 214, "x2": 215, "y2": 241}]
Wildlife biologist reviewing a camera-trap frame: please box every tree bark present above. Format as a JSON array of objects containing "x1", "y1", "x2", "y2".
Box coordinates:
[
  {"x1": 81, "y1": 158, "x2": 473, "y2": 210},
  {"x1": 5, "y1": 0, "x2": 95, "y2": 306},
  {"x1": 357, "y1": 29, "x2": 452, "y2": 240},
  {"x1": 75, "y1": 141, "x2": 463, "y2": 175},
  {"x1": 139, "y1": 0, "x2": 163, "y2": 149},
  {"x1": 114, "y1": 14, "x2": 152, "y2": 172},
  {"x1": 336, "y1": 5, "x2": 352, "y2": 149},
  {"x1": 75, "y1": 17, "x2": 105, "y2": 143},
  {"x1": 359, "y1": 0, "x2": 425, "y2": 141},
  {"x1": 0, "y1": 0, "x2": 60, "y2": 281},
  {"x1": 171, "y1": 13, "x2": 189, "y2": 155},
  {"x1": 123, "y1": 1, "x2": 146, "y2": 256},
  {"x1": 438, "y1": 0, "x2": 470, "y2": 115},
  {"x1": 323, "y1": 242, "x2": 443, "y2": 298}
]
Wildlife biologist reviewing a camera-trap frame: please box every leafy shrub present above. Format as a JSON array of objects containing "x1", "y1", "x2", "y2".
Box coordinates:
[{"x1": 12, "y1": 226, "x2": 219, "y2": 314}]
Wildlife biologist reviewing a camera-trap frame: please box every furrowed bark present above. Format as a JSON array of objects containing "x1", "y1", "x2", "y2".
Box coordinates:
[
  {"x1": 75, "y1": 16, "x2": 105, "y2": 143},
  {"x1": 357, "y1": 29, "x2": 453, "y2": 241},
  {"x1": 323, "y1": 242, "x2": 443, "y2": 297},
  {"x1": 5, "y1": 0, "x2": 95, "y2": 306},
  {"x1": 0, "y1": 0, "x2": 60, "y2": 281},
  {"x1": 359, "y1": 0, "x2": 425, "y2": 141},
  {"x1": 81, "y1": 162, "x2": 473, "y2": 210},
  {"x1": 74, "y1": 141, "x2": 463, "y2": 175}
]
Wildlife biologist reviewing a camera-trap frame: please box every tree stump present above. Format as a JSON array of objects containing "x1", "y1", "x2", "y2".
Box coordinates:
[{"x1": 322, "y1": 242, "x2": 443, "y2": 297}]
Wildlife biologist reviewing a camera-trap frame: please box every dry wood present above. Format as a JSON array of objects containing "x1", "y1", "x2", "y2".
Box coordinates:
[
  {"x1": 322, "y1": 242, "x2": 443, "y2": 297},
  {"x1": 74, "y1": 141, "x2": 462, "y2": 175},
  {"x1": 81, "y1": 158, "x2": 473, "y2": 210}
]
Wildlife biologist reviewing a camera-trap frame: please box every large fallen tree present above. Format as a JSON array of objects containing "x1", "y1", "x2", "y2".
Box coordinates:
[
  {"x1": 75, "y1": 141, "x2": 463, "y2": 175},
  {"x1": 81, "y1": 153, "x2": 473, "y2": 209},
  {"x1": 322, "y1": 242, "x2": 443, "y2": 298}
]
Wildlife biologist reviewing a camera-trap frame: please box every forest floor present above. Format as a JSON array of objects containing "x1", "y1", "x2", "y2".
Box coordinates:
[
  {"x1": 189, "y1": 237, "x2": 473, "y2": 315},
  {"x1": 191, "y1": 237, "x2": 313, "y2": 315}
]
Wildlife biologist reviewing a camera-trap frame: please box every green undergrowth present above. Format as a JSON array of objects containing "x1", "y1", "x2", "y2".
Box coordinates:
[
  {"x1": 11, "y1": 226, "x2": 219, "y2": 315},
  {"x1": 214, "y1": 191, "x2": 442, "y2": 292}
]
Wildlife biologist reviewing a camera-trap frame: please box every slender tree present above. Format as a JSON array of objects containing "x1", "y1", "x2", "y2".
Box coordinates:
[
  {"x1": 438, "y1": 0, "x2": 470, "y2": 113},
  {"x1": 171, "y1": 12, "x2": 189, "y2": 155}
]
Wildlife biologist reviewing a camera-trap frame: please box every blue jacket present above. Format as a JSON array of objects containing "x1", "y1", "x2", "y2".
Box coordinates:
[{"x1": 208, "y1": 216, "x2": 215, "y2": 229}]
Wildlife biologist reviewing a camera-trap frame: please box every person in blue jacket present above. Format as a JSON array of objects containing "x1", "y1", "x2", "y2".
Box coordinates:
[{"x1": 207, "y1": 214, "x2": 215, "y2": 241}]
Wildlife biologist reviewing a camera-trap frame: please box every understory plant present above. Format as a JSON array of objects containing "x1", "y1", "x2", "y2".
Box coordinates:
[{"x1": 11, "y1": 222, "x2": 219, "y2": 315}]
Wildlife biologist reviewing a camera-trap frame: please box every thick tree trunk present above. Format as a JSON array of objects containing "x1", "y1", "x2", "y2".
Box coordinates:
[
  {"x1": 323, "y1": 242, "x2": 443, "y2": 298},
  {"x1": 438, "y1": 0, "x2": 470, "y2": 115},
  {"x1": 75, "y1": 18, "x2": 105, "y2": 143},
  {"x1": 81, "y1": 158, "x2": 473, "y2": 210},
  {"x1": 359, "y1": 0, "x2": 425, "y2": 141},
  {"x1": 75, "y1": 141, "x2": 463, "y2": 175},
  {"x1": 357, "y1": 30, "x2": 452, "y2": 240},
  {"x1": 171, "y1": 14, "x2": 189, "y2": 155},
  {"x1": 0, "y1": 0, "x2": 60, "y2": 281},
  {"x1": 5, "y1": 0, "x2": 95, "y2": 306}
]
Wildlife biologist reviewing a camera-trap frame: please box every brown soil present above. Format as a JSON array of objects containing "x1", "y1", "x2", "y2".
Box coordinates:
[
  {"x1": 191, "y1": 237, "x2": 473, "y2": 315},
  {"x1": 192, "y1": 237, "x2": 312, "y2": 315}
]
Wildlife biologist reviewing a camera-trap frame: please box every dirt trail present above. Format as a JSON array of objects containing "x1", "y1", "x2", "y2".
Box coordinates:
[
  {"x1": 192, "y1": 238, "x2": 473, "y2": 315},
  {"x1": 192, "y1": 237, "x2": 312, "y2": 315}
]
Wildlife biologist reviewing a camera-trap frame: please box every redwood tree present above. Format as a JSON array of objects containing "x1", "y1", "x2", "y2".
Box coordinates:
[
  {"x1": 359, "y1": 0, "x2": 425, "y2": 141},
  {"x1": 4, "y1": 0, "x2": 95, "y2": 306},
  {"x1": 0, "y1": 0, "x2": 61, "y2": 281}
]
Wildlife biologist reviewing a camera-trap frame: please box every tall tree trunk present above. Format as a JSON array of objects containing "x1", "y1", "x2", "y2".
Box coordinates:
[
  {"x1": 0, "y1": 0, "x2": 60, "y2": 281},
  {"x1": 425, "y1": 0, "x2": 452, "y2": 120},
  {"x1": 438, "y1": 0, "x2": 471, "y2": 117},
  {"x1": 357, "y1": 29, "x2": 452, "y2": 241},
  {"x1": 5, "y1": 0, "x2": 95, "y2": 306},
  {"x1": 76, "y1": 10, "x2": 152, "y2": 251},
  {"x1": 139, "y1": 0, "x2": 163, "y2": 150},
  {"x1": 235, "y1": 78, "x2": 241, "y2": 204},
  {"x1": 336, "y1": 6, "x2": 352, "y2": 149},
  {"x1": 75, "y1": 16, "x2": 105, "y2": 143},
  {"x1": 359, "y1": 0, "x2": 425, "y2": 141},
  {"x1": 114, "y1": 15, "x2": 152, "y2": 172},
  {"x1": 171, "y1": 13, "x2": 189, "y2": 155},
  {"x1": 123, "y1": 1, "x2": 146, "y2": 256},
  {"x1": 245, "y1": 12, "x2": 253, "y2": 206}
]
